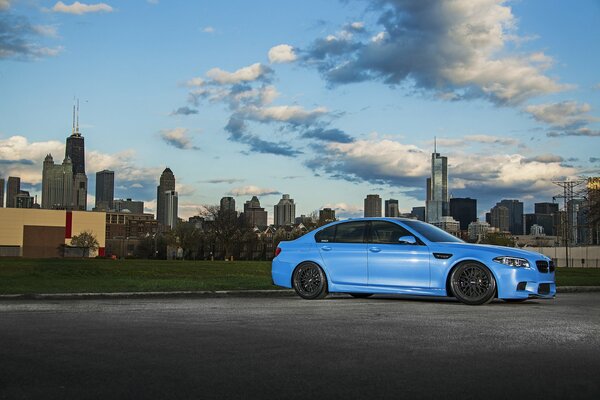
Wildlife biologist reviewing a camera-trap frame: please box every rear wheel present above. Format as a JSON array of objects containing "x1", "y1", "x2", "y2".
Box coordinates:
[
  {"x1": 292, "y1": 262, "x2": 328, "y2": 300},
  {"x1": 349, "y1": 293, "x2": 373, "y2": 298},
  {"x1": 450, "y1": 262, "x2": 496, "y2": 305}
]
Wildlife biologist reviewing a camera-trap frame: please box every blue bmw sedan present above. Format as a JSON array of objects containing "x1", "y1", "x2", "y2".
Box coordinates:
[{"x1": 272, "y1": 218, "x2": 556, "y2": 305}]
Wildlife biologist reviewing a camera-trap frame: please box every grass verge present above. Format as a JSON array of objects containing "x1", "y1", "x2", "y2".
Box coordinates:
[{"x1": 0, "y1": 259, "x2": 599, "y2": 294}]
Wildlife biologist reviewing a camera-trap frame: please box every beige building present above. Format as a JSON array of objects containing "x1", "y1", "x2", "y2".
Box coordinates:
[{"x1": 0, "y1": 208, "x2": 105, "y2": 257}]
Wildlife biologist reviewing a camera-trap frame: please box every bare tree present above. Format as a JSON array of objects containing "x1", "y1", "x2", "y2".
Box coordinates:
[{"x1": 199, "y1": 204, "x2": 242, "y2": 259}]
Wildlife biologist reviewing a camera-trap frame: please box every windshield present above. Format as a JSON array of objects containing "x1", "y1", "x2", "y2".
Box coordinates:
[{"x1": 401, "y1": 220, "x2": 464, "y2": 243}]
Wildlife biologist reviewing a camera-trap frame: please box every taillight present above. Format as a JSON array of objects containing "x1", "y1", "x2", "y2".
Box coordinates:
[{"x1": 275, "y1": 247, "x2": 282, "y2": 257}]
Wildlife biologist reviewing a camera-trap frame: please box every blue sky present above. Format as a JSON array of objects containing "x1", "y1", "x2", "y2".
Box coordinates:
[{"x1": 1, "y1": 0, "x2": 599, "y2": 222}]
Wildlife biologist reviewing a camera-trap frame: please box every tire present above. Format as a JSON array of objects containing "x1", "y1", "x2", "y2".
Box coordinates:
[
  {"x1": 349, "y1": 293, "x2": 373, "y2": 298},
  {"x1": 504, "y1": 298, "x2": 528, "y2": 303},
  {"x1": 292, "y1": 262, "x2": 328, "y2": 300},
  {"x1": 450, "y1": 261, "x2": 496, "y2": 305}
]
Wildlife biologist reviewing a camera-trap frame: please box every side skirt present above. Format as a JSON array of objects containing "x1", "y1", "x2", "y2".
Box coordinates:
[{"x1": 329, "y1": 283, "x2": 447, "y2": 297}]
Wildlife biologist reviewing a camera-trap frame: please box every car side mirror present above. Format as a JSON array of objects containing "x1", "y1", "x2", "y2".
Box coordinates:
[{"x1": 398, "y1": 235, "x2": 417, "y2": 245}]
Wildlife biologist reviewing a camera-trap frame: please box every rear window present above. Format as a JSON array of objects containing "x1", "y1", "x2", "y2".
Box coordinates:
[{"x1": 314, "y1": 221, "x2": 366, "y2": 243}]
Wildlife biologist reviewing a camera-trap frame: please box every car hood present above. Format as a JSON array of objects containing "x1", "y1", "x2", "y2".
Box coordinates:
[{"x1": 432, "y1": 242, "x2": 547, "y2": 260}]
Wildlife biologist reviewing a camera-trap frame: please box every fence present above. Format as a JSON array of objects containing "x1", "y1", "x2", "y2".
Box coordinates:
[{"x1": 528, "y1": 246, "x2": 600, "y2": 268}]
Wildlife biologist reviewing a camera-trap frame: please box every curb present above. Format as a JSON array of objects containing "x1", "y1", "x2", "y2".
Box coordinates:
[
  {"x1": 1, "y1": 287, "x2": 599, "y2": 301},
  {"x1": 556, "y1": 286, "x2": 600, "y2": 293},
  {"x1": 0, "y1": 289, "x2": 296, "y2": 301}
]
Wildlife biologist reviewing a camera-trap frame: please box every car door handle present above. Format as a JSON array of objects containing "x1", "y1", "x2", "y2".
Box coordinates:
[
  {"x1": 369, "y1": 247, "x2": 381, "y2": 253},
  {"x1": 320, "y1": 246, "x2": 332, "y2": 251}
]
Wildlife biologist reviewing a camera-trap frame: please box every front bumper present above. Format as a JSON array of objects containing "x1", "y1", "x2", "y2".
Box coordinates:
[{"x1": 492, "y1": 262, "x2": 556, "y2": 300}]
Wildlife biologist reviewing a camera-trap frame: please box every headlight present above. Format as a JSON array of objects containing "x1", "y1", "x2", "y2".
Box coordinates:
[{"x1": 493, "y1": 256, "x2": 530, "y2": 268}]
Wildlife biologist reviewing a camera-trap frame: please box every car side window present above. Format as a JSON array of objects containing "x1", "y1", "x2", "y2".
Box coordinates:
[
  {"x1": 334, "y1": 221, "x2": 366, "y2": 243},
  {"x1": 370, "y1": 221, "x2": 412, "y2": 244},
  {"x1": 315, "y1": 225, "x2": 336, "y2": 243}
]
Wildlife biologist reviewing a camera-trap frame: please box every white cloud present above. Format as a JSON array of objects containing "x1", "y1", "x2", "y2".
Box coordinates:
[
  {"x1": 0, "y1": 0, "x2": 11, "y2": 10},
  {"x1": 268, "y1": 44, "x2": 297, "y2": 64},
  {"x1": 202, "y1": 26, "x2": 215, "y2": 33},
  {"x1": 228, "y1": 185, "x2": 280, "y2": 197},
  {"x1": 0, "y1": 136, "x2": 63, "y2": 184},
  {"x1": 52, "y1": 2, "x2": 113, "y2": 15},
  {"x1": 434, "y1": 135, "x2": 519, "y2": 147},
  {"x1": 206, "y1": 63, "x2": 272, "y2": 85},
  {"x1": 159, "y1": 128, "x2": 198, "y2": 150},
  {"x1": 524, "y1": 101, "x2": 597, "y2": 129},
  {"x1": 32, "y1": 25, "x2": 60, "y2": 38},
  {"x1": 185, "y1": 77, "x2": 205, "y2": 87},
  {"x1": 242, "y1": 105, "x2": 327, "y2": 125},
  {"x1": 322, "y1": 202, "x2": 363, "y2": 219}
]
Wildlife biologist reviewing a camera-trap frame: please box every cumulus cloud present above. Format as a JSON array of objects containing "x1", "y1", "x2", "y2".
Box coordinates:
[
  {"x1": 525, "y1": 101, "x2": 597, "y2": 129},
  {"x1": 159, "y1": 128, "x2": 199, "y2": 150},
  {"x1": 52, "y1": 2, "x2": 113, "y2": 15},
  {"x1": 200, "y1": 178, "x2": 244, "y2": 184},
  {"x1": 206, "y1": 63, "x2": 273, "y2": 85},
  {"x1": 228, "y1": 185, "x2": 281, "y2": 197},
  {"x1": 301, "y1": 0, "x2": 567, "y2": 105},
  {"x1": 240, "y1": 105, "x2": 328, "y2": 125},
  {"x1": 202, "y1": 26, "x2": 215, "y2": 33},
  {"x1": 434, "y1": 134, "x2": 520, "y2": 147},
  {"x1": 268, "y1": 44, "x2": 297, "y2": 63},
  {"x1": 171, "y1": 106, "x2": 198, "y2": 116},
  {"x1": 322, "y1": 202, "x2": 363, "y2": 219},
  {"x1": 0, "y1": 14, "x2": 63, "y2": 60},
  {"x1": 0, "y1": 136, "x2": 63, "y2": 183},
  {"x1": 306, "y1": 137, "x2": 578, "y2": 207}
]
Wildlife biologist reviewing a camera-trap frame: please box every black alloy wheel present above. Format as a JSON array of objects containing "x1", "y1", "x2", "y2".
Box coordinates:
[
  {"x1": 349, "y1": 293, "x2": 373, "y2": 298},
  {"x1": 450, "y1": 262, "x2": 496, "y2": 305},
  {"x1": 292, "y1": 262, "x2": 328, "y2": 300}
]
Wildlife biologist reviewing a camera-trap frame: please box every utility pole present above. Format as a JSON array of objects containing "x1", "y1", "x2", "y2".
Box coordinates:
[{"x1": 553, "y1": 179, "x2": 586, "y2": 268}]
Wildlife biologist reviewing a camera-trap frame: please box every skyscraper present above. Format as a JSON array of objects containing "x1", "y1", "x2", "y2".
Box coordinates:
[
  {"x1": 384, "y1": 199, "x2": 399, "y2": 217},
  {"x1": 274, "y1": 194, "x2": 296, "y2": 226},
  {"x1": 490, "y1": 205, "x2": 509, "y2": 232},
  {"x1": 450, "y1": 197, "x2": 477, "y2": 231},
  {"x1": 243, "y1": 196, "x2": 268, "y2": 228},
  {"x1": 220, "y1": 196, "x2": 236, "y2": 213},
  {"x1": 64, "y1": 101, "x2": 87, "y2": 210},
  {"x1": 156, "y1": 168, "x2": 176, "y2": 228},
  {"x1": 95, "y1": 170, "x2": 115, "y2": 211},
  {"x1": 0, "y1": 177, "x2": 4, "y2": 207},
  {"x1": 364, "y1": 194, "x2": 382, "y2": 217},
  {"x1": 426, "y1": 141, "x2": 448, "y2": 223},
  {"x1": 6, "y1": 176, "x2": 20, "y2": 208},
  {"x1": 497, "y1": 199, "x2": 524, "y2": 235},
  {"x1": 41, "y1": 154, "x2": 73, "y2": 209},
  {"x1": 164, "y1": 190, "x2": 179, "y2": 229}
]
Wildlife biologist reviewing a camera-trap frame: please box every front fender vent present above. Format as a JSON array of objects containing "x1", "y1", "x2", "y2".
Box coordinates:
[{"x1": 433, "y1": 253, "x2": 453, "y2": 260}]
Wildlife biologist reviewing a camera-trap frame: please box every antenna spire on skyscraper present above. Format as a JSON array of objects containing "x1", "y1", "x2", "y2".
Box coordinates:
[
  {"x1": 76, "y1": 98, "x2": 80, "y2": 135},
  {"x1": 72, "y1": 100, "x2": 76, "y2": 135},
  {"x1": 434, "y1": 136, "x2": 437, "y2": 154}
]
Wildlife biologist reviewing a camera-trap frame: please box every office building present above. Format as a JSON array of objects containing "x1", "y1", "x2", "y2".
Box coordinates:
[
  {"x1": 426, "y1": 143, "x2": 448, "y2": 223},
  {"x1": 95, "y1": 170, "x2": 115, "y2": 211},
  {"x1": 243, "y1": 196, "x2": 268, "y2": 228},
  {"x1": 65, "y1": 101, "x2": 87, "y2": 211},
  {"x1": 450, "y1": 197, "x2": 477, "y2": 231},
  {"x1": 468, "y1": 220, "x2": 492, "y2": 241},
  {"x1": 156, "y1": 168, "x2": 176, "y2": 227},
  {"x1": 6, "y1": 176, "x2": 20, "y2": 208},
  {"x1": 364, "y1": 194, "x2": 382, "y2": 217},
  {"x1": 411, "y1": 206, "x2": 426, "y2": 221},
  {"x1": 15, "y1": 191, "x2": 34, "y2": 208},
  {"x1": 490, "y1": 205, "x2": 509, "y2": 233},
  {"x1": 432, "y1": 216, "x2": 460, "y2": 236},
  {"x1": 113, "y1": 198, "x2": 144, "y2": 215},
  {"x1": 220, "y1": 196, "x2": 236, "y2": 213},
  {"x1": 41, "y1": 154, "x2": 74, "y2": 209},
  {"x1": 496, "y1": 199, "x2": 524, "y2": 235},
  {"x1": 385, "y1": 199, "x2": 399, "y2": 217},
  {"x1": 164, "y1": 190, "x2": 178, "y2": 230},
  {"x1": 319, "y1": 208, "x2": 336, "y2": 225},
  {"x1": 0, "y1": 177, "x2": 4, "y2": 207},
  {"x1": 274, "y1": 194, "x2": 296, "y2": 226},
  {"x1": 535, "y1": 202, "x2": 559, "y2": 215}
]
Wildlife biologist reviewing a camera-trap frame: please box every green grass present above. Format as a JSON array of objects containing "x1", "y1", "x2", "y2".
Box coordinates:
[
  {"x1": 0, "y1": 259, "x2": 599, "y2": 295},
  {"x1": 0, "y1": 258, "x2": 276, "y2": 294}
]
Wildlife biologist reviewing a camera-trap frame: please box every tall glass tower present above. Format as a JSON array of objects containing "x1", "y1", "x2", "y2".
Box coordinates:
[{"x1": 426, "y1": 142, "x2": 448, "y2": 223}]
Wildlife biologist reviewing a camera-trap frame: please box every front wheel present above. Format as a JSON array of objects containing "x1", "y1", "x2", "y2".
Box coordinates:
[
  {"x1": 450, "y1": 262, "x2": 496, "y2": 305},
  {"x1": 292, "y1": 262, "x2": 328, "y2": 300}
]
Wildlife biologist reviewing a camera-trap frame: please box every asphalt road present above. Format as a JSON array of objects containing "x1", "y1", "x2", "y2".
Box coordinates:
[{"x1": 1, "y1": 293, "x2": 599, "y2": 400}]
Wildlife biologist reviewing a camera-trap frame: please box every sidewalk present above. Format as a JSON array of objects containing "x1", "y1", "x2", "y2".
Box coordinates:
[{"x1": 1, "y1": 286, "x2": 599, "y2": 300}]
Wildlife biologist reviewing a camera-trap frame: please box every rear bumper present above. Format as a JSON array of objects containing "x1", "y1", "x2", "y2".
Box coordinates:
[{"x1": 271, "y1": 257, "x2": 294, "y2": 288}]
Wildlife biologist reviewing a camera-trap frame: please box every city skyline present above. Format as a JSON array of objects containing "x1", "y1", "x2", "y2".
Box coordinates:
[{"x1": 1, "y1": 1, "x2": 600, "y2": 222}]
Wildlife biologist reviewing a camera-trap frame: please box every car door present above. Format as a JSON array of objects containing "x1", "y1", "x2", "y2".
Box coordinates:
[
  {"x1": 316, "y1": 221, "x2": 368, "y2": 286},
  {"x1": 367, "y1": 221, "x2": 430, "y2": 289}
]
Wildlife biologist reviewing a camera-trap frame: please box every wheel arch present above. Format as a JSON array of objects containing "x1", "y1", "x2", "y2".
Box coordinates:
[
  {"x1": 290, "y1": 259, "x2": 329, "y2": 288},
  {"x1": 445, "y1": 259, "x2": 500, "y2": 298}
]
